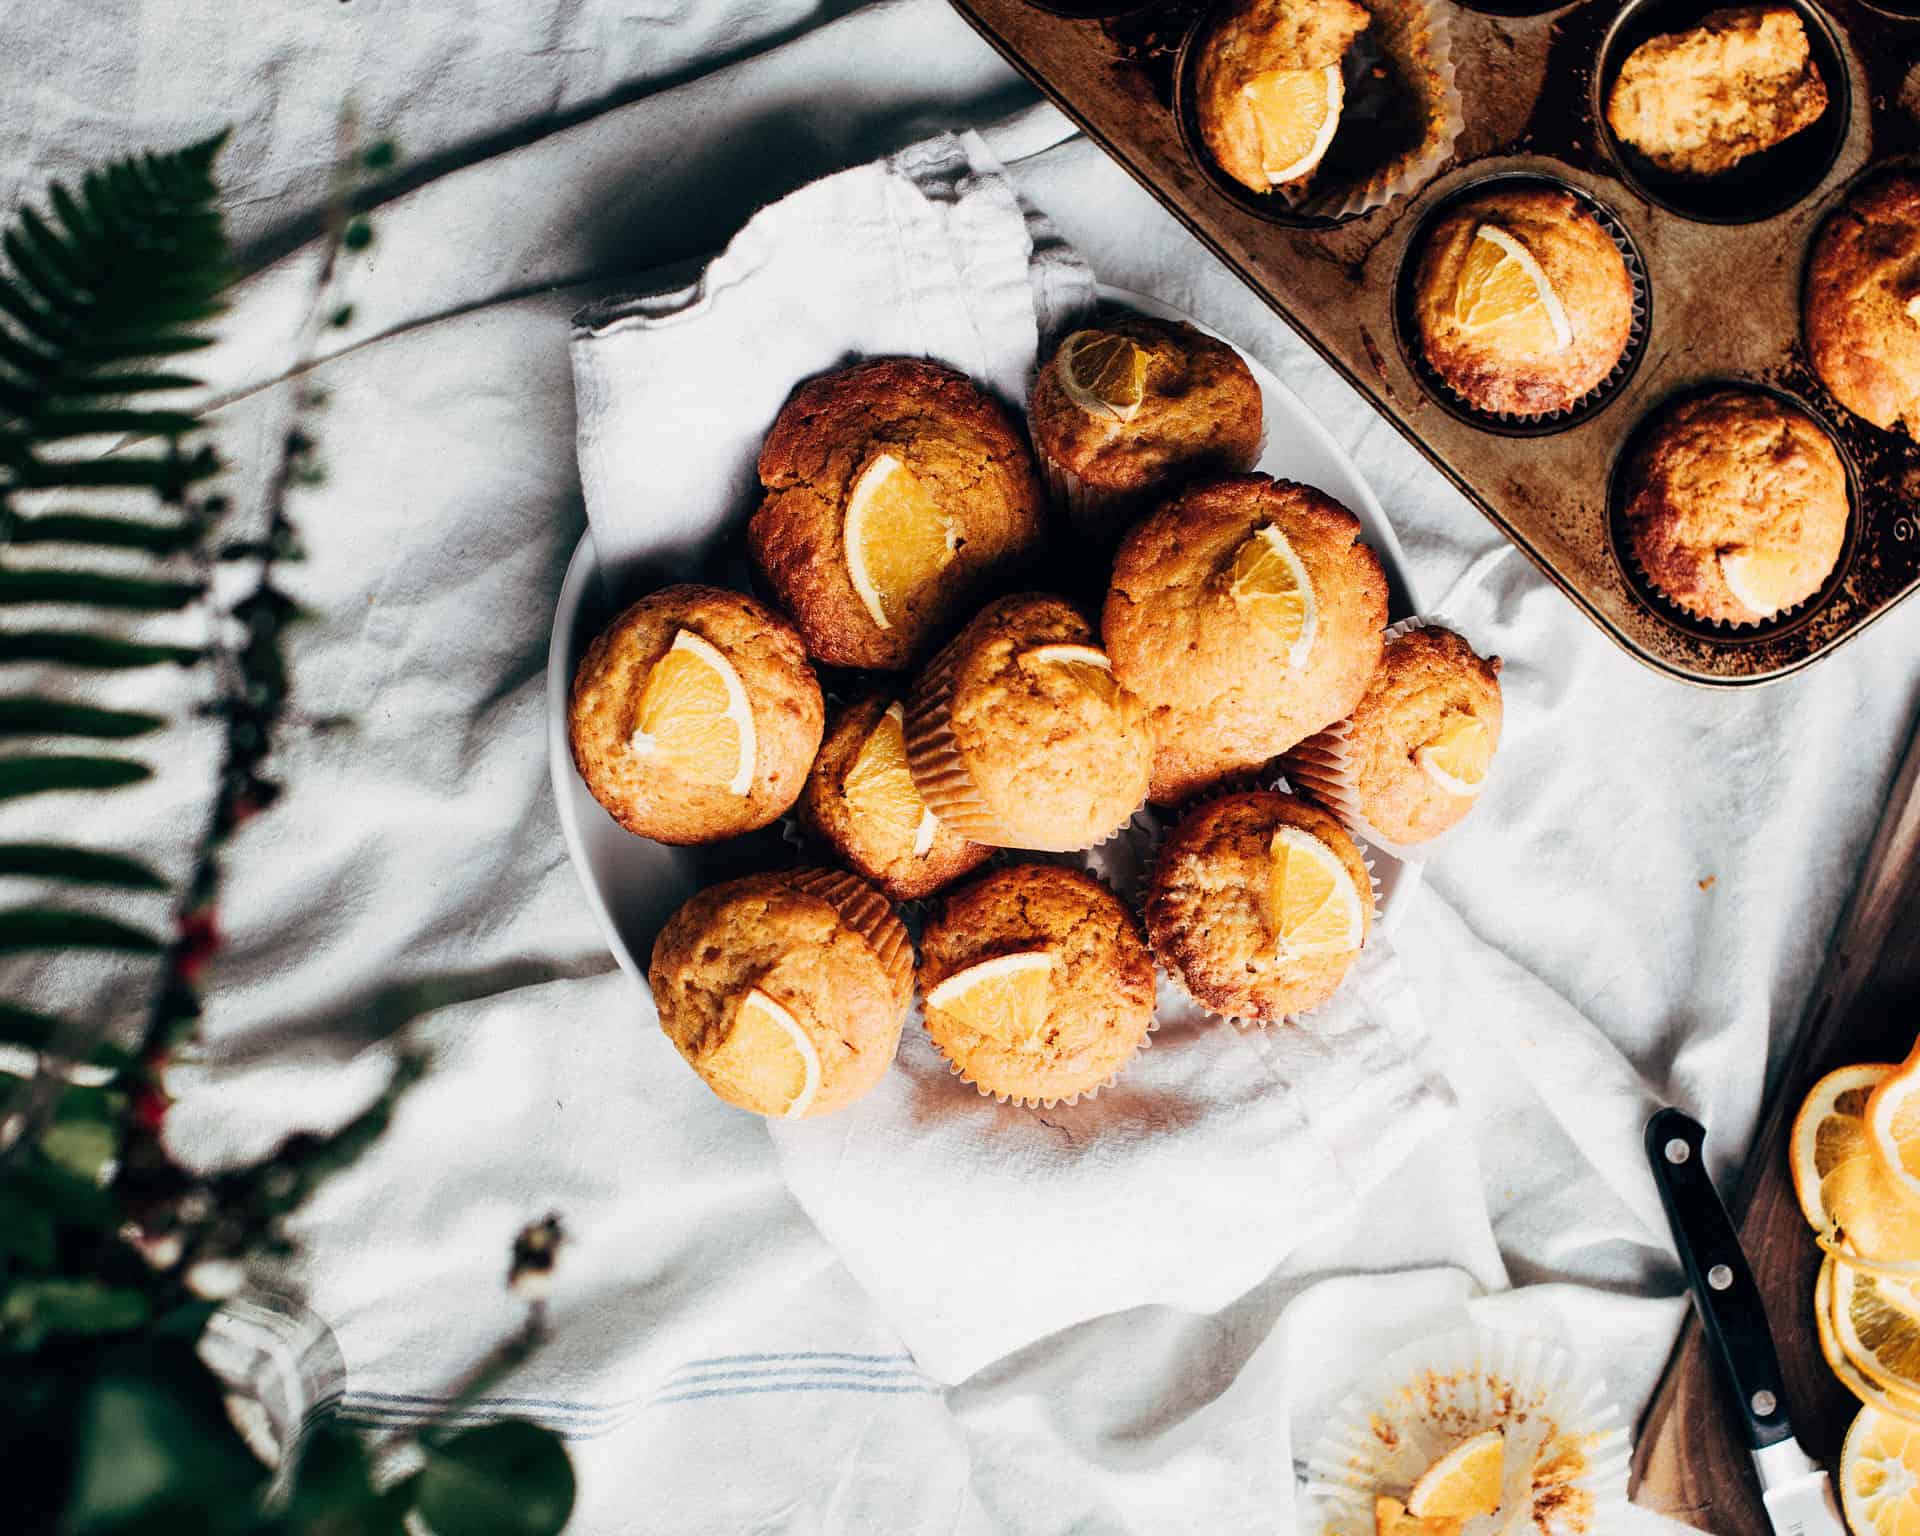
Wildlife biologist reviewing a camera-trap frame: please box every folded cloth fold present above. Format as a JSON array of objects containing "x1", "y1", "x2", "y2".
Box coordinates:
[{"x1": 570, "y1": 128, "x2": 1093, "y2": 591}]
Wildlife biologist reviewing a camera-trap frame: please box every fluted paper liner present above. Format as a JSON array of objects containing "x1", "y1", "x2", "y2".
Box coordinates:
[
  {"x1": 903, "y1": 634, "x2": 1144, "y2": 854},
  {"x1": 786, "y1": 867, "x2": 914, "y2": 1010},
  {"x1": 1301, "y1": 1325, "x2": 1630, "y2": 1536}
]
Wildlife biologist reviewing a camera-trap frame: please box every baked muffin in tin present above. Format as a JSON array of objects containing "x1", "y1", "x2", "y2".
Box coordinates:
[{"x1": 1806, "y1": 172, "x2": 1920, "y2": 441}]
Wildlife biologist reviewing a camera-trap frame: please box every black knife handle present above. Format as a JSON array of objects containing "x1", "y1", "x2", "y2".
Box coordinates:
[{"x1": 1646, "y1": 1107, "x2": 1795, "y2": 1451}]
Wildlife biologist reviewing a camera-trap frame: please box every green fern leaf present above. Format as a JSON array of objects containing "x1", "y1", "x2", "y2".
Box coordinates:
[
  {"x1": 0, "y1": 908, "x2": 163, "y2": 955},
  {"x1": 0, "y1": 633, "x2": 200, "y2": 668},
  {"x1": 6, "y1": 512, "x2": 200, "y2": 553},
  {"x1": 0, "y1": 570, "x2": 200, "y2": 609},
  {"x1": 0, "y1": 846, "x2": 167, "y2": 889},
  {"x1": 0, "y1": 698, "x2": 166, "y2": 738},
  {"x1": 0, "y1": 756, "x2": 150, "y2": 800}
]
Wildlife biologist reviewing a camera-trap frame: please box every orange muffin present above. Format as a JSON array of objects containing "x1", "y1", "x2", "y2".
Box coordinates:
[
  {"x1": 1103, "y1": 474, "x2": 1388, "y2": 806},
  {"x1": 1027, "y1": 315, "x2": 1263, "y2": 538},
  {"x1": 649, "y1": 868, "x2": 913, "y2": 1119},
  {"x1": 1285, "y1": 624, "x2": 1503, "y2": 845},
  {"x1": 749, "y1": 358, "x2": 1047, "y2": 670},
  {"x1": 1145, "y1": 791, "x2": 1370, "y2": 1023},
  {"x1": 1412, "y1": 185, "x2": 1634, "y2": 419},
  {"x1": 920, "y1": 863, "x2": 1156, "y2": 1106},
  {"x1": 797, "y1": 693, "x2": 991, "y2": 902},
  {"x1": 569, "y1": 583, "x2": 823, "y2": 845},
  {"x1": 1621, "y1": 388, "x2": 1848, "y2": 624},
  {"x1": 1805, "y1": 173, "x2": 1920, "y2": 440},
  {"x1": 905, "y1": 593, "x2": 1152, "y2": 852}
]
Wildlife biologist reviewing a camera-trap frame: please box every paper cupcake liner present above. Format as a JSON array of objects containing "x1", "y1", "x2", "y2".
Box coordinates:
[
  {"x1": 1301, "y1": 1325, "x2": 1630, "y2": 1536},
  {"x1": 786, "y1": 867, "x2": 915, "y2": 1008},
  {"x1": 1412, "y1": 183, "x2": 1650, "y2": 431},
  {"x1": 1137, "y1": 778, "x2": 1383, "y2": 1031},
  {"x1": 903, "y1": 636, "x2": 1144, "y2": 854},
  {"x1": 918, "y1": 865, "x2": 1159, "y2": 1110}
]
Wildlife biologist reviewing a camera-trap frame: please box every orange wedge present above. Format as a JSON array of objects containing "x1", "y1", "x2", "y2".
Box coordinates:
[
  {"x1": 1720, "y1": 546, "x2": 1809, "y2": 619},
  {"x1": 1453, "y1": 225, "x2": 1573, "y2": 354},
  {"x1": 1020, "y1": 642, "x2": 1122, "y2": 704},
  {"x1": 1416, "y1": 714, "x2": 1492, "y2": 798},
  {"x1": 630, "y1": 629, "x2": 756, "y2": 795},
  {"x1": 702, "y1": 989, "x2": 822, "y2": 1119},
  {"x1": 1228, "y1": 523, "x2": 1317, "y2": 669},
  {"x1": 1266, "y1": 825, "x2": 1364, "y2": 960},
  {"x1": 1239, "y1": 65, "x2": 1344, "y2": 187},
  {"x1": 1408, "y1": 1429, "x2": 1504, "y2": 1520},
  {"x1": 1059, "y1": 331, "x2": 1150, "y2": 423},
  {"x1": 844, "y1": 452, "x2": 957, "y2": 631},
  {"x1": 843, "y1": 701, "x2": 937, "y2": 859},
  {"x1": 925, "y1": 951, "x2": 1054, "y2": 1047}
]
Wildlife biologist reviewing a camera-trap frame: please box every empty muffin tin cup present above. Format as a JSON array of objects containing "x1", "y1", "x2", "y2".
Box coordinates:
[
  {"x1": 1390, "y1": 170, "x2": 1652, "y2": 437},
  {"x1": 1606, "y1": 379, "x2": 1863, "y2": 642},
  {"x1": 1172, "y1": 0, "x2": 1463, "y2": 228},
  {"x1": 1593, "y1": 0, "x2": 1852, "y2": 225}
]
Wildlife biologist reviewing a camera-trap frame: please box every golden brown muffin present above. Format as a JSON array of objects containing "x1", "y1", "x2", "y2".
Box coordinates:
[
  {"x1": 1145, "y1": 791, "x2": 1370, "y2": 1023},
  {"x1": 798, "y1": 693, "x2": 992, "y2": 902},
  {"x1": 649, "y1": 868, "x2": 913, "y2": 1119},
  {"x1": 749, "y1": 358, "x2": 1047, "y2": 670},
  {"x1": 1607, "y1": 6, "x2": 1827, "y2": 178},
  {"x1": 920, "y1": 864, "x2": 1156, "y2": 1105},
  {"x1": 905, "y1": 593, "x2": 1152, "y2": 852},
  {"x1": 1027, "y1": 316, "x2": 1264, "y2": 537},
  {"x1": 1196, "y1": 0, "x2": 1370, "y2": 195},
  {"x1": 1622, "y1": 388, "x2": 1848, "y2": 624},
  {"x1": 1103, "y1": 474, "x2": 1388, "y2": 806},
  {"x1": 1286, "y1": 625, "x2": 1504, "y2": 845},
  {"x1": 569, "y1": 583, "x2": 823, "y2": 845},
  {"x1": 1806, "y1": 173, "x2": 1920, "y2": 440},
  {"x1": 1412, "y1": 186, "x2": 1635, "y2": 418}
]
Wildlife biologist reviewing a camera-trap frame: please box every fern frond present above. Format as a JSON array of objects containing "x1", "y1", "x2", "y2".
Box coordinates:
[
  {"x1": 0, "y1": 845, "x2": 167, "y2": 889},
  {"x1": 0, "y1": 756, "x2": 151, "y2": 800},
  {"x1": 0, "y1": 699, "x2": 166, "y2": 738}
]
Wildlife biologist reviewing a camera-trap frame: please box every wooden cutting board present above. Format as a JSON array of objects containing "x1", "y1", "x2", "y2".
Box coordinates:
[{"x1": 1634, "y1": 715, "x2": 1920, "y2": 1533}]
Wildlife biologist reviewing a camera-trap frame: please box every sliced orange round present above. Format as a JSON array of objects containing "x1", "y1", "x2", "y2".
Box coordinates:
[
  {"x1": 1841, "y1": 1405, "x2": 1920, "y2": 1536},
  {"x1": 1228, "y1": 523, "x2": 1317, "y2": 670},
  {"x1": 925, "y1": 951, "x2": 1053, "y2": 1048},
  {"x1": 843, "y1": 701, "x2": 938, "y2": 859},
  {"x1": 702, "y1": 989, "x2": 821, "y2": 1119},
  {"x1": 1238, "y1": 65, "x2": 1343, "y2": 187},
  {"x1": 1453, "y1": 225, "x2": 1573, "y2": 354},
  {"x1": 844, "y1": 452, "x2": 956, "y2": 632},
  {"x1": 1059, "y1": 331, "x2": 1149, "y2": 423},
  {"x1": 1407, "y1": 1428, "x2": 1503, "y2": 1521},
  {"x1": 1824, "y1": 1148, "x2": 1920, "y2": 1262},
  {"x1": 1869, "y1": 1042, "x2": 1920, "y2": 1204},
  {"x1": 1836, "y1": 1261, "x2": 1920, "y2": 1402},
  {"x1": 1817, "y1": 1255, "x2": 1920, "y2": 1426},
  {"x1": 630, "y1": 629, "x2": 756, "y2": 795},
  {"x1": 1791, "y1": 1063, "x2": 1891, "y2": 1231},
  {"x1": 1266, "y1": 825, "x2": 1364, "y2": 961},
  {"x1": 1416, "y1": 714, "x2": 1492, "y2": 799}
]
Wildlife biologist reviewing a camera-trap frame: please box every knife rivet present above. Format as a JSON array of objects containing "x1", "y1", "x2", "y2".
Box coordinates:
[
  {"x1": 1665, "y1": 1139, "x2": 1690, "y2": 1165},
  {"x1": 1752, "y1": 1390, "x2": 1777, "y2": 1417},
  {"x1": 1708, "y1": 1264, "x2": 1733, "y2": 1291}
]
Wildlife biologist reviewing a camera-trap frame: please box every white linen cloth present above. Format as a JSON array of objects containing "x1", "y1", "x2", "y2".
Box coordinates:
[{"x1": 6, "y1": 1, "x2": 1919, "y2": 1531}]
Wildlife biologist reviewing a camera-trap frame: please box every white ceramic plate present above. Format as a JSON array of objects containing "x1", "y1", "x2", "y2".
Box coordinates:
[{"x1": 546, "y1": 286, "x2": 1424, "y2": 984}]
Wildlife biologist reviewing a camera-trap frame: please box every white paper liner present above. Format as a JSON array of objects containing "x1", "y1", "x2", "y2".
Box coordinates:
[
  {"x1": 1136, "y1": 778, "x2": 1384, "y2": 1031},
  {"x1": 1301, "y1": 1325, "x2": 1630, "y2": 1536},
  {"x1": 917, "y1": 865, "x2": 1158, "y2": 1109}
]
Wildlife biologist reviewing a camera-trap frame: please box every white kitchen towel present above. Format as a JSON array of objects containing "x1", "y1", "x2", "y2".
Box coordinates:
[{"x1": 569, "y1": 127, "x2": 1092, "y2": 589}]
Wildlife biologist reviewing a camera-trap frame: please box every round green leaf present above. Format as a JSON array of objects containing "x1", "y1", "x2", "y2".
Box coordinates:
[{"x1": 415, "y1": 1420, "x2": 574, "y2": 1536}]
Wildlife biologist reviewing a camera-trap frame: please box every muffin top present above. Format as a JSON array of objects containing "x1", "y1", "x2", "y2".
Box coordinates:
[
  {"x1": 1623, "y1": 388, "x2": 1848, "y2": 624},
  {"x1": 920, "y1": 864, "x2": 1156, "y2": 1105},
  {"x1": 798, "y1": 693, "x2": 992, "y2": 903},
  {"x1": 1330, "y1": 625, "x2": 1504, "y2": 846},
  {"x1": 1196, "y1": 0, "x2": 1370, "y2": 194},
  {"x1": 1028, "y1": 316, "x2": 1264, "y2": 493},
  {"x1": 1145, "y1": 791, "x2": 1370, "y2": 1023},
  {"x1": 1104, "y1": 474, "x2": 1388, "y2": 806},
  {"x1": 1806, "y1": 173, "x2": 1920, "y2": 440},
  {"x1": 649, "y1": 868, "x2": 913, "y2": 1119},
  {"x1": 1606, "y1": 6, "x2": 1827, "y2": 179},
  {"x1": 1413, "y1": 186, "x2": 1634, "y2": 418},
  {"x1": 749, "y1": 358, "x2": 1047, "y2": 670},
  {"x1": 569, "y1": 583, "x2": 823, "y2": 845},
  {"x1": 906, "y1": 593, "x2": 1152, "y2": 853}
]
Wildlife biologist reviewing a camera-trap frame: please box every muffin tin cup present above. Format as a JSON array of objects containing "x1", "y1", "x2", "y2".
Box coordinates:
[
  {"x1": 1134, "y1": 776, "x2": 1384, "y2": 1031},
  {"x1": 1300, "y1": 1325, "x2": 1631, "y2": 1536},
  {"x1": 1391, "y1": 172, "x2": 1652, "y2": 437},
  {"x1": 903, "y1": 636, "x2": 1148, "y2": 853},
  {"x1": 785, "y1": 867, "x2": 916, "y2": 1006},
  {"x1": 1607, "y1": 380, "x2": 1864, "y2": 642},
  {"x1": 1172, "y1": 0, "x2": 1464, "y2": 229},
  {"x1": 918, "y1": 863, "x2": 1160, "y2": 1111},
  {"x1": 1592, "y1": 0, "x2": 1853, "y2": 226}
]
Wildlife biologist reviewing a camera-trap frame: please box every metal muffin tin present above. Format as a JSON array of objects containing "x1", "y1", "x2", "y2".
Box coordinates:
[{"x1": 946, "y1": 0, "x2": 1920, "y2": 684}]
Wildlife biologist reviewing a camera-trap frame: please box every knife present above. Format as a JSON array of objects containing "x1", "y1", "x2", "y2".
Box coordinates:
[{"x1": 1645, "y1": 1107, "x2": 1847, "y2": 1536}]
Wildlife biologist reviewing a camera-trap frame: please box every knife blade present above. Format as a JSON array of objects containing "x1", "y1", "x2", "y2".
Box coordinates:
[{"x1": 1645, "y1": 1107, "x2": 1846, "y2": 1536}]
